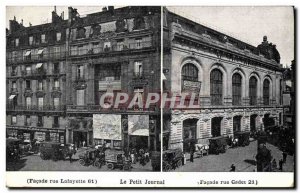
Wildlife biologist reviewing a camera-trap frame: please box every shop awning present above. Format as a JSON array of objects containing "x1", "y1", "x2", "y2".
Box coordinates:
[
  {"x1": 36, "y1": 63, "x2": 43, "y2": 69},
  {"x1": 8, "y1": 95, "x2": 16, "y2": 100},
  {"x1": 24, "y1": 51, "x2": 31, "y2": 56},
  {"x1": 37, "y1": 49, "x2": 44, "y2": 55},
  {"x1": 162, "y1": 73, "x2": 167, "y2": 80}
]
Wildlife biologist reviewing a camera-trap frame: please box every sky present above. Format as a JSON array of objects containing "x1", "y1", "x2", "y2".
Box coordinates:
[{"x1": 6, "y1": 6, "x2": 294, "y2": 67}]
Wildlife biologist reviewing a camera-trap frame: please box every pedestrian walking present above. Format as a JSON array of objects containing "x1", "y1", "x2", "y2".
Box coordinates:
[
  {"x1": 272, "y1": 159, "x2": 277, "y2": 170},
  {"x1": 282, "y1": 151, "x2": 287, "y2": 163},
  {"x1": 190, "y1": 141, "x2": 195, "y2": 162},
  {"x1": 279, "y1": 159, "x2": 283, "y2": 171},
  {"x1": 82, "y1": 140, "x2": 86, "y2": 148},
  {"x1": 230, "y1": 164, "x2": 236, "y2": 172}
]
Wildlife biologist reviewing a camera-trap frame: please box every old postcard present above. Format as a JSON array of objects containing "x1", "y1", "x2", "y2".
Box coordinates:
[{"x1": 5, "y1": 5, "x2": 295, "y2": 188}]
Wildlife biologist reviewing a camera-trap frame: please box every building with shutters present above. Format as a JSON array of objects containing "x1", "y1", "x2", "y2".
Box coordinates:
[
  {"x1": 6, "y1": 6, "x2": 161, "y2": 151},
  {"x1": 6, "y1": 9, "x2": 68, "y2": 143},
  {"x1": 162, "y1": 8, "x2": 285, "y2": 152}
]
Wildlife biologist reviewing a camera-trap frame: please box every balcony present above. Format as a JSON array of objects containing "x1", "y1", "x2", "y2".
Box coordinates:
[
  {"x1": 7, "y1": 51, "x2": 67, "y2": 64},
  {"x1": 133, "y1": 72, "x2": 145, "y2": 79},
  {"x1": 52, "y1": 87, "x2": 61, "y2": 91},
  {"x1": 52, "y1": 123, "x2": 59, "y2": 128},
  {"x1": 6, "y1": 105, "x2": 66, "y2": 112},
  {"x1": 69, "y1": 41, "x2": 153, "y2": 57},
  {"x1": 22, "y1": 69, "x2": 46, "y2": 78},
  {"x1": 66, "y1": 104, "x2": 159, "y2": 113}
]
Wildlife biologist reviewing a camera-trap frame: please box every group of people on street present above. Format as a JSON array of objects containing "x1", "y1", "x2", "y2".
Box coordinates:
[{"x1": 125, "y1": 148, "x2": 150, "y2": 166}]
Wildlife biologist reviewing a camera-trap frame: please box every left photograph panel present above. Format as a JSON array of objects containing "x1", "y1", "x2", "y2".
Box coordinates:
[{"x1": 6, "y1": 6, "x2": 162, "y2": 172}]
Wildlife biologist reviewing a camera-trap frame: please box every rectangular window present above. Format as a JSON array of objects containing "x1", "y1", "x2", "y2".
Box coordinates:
[
  {"x1": 93, "y1": 42, "x2": 101, "y2": 53},
  {"x1": 15, "y1": 38, "x2": 19, "y2": 47},
  {"x1": 54, "y1": 97, "x2": 60, "y2": 109},
  {"x1": 53, "y1": 116, "x2": 59, "y2": 127},
  {"x1": 77, "y1": 65, "x2": 84, "y2": 79},
  {"x1": 25, "y1": 115, "x2": 31, "y2": 126},
  {"x1": 38, "y1": 97, "x2": 44, "y2": 110},
  {"x1": 104, "y1": 42, "x2": 111, "y2": 51},
  {"x1": 54, "y1": 46, "x2": 60, "y2": 58},
  {"x1": 41, "y1": 34, "x2": 46, "y2": 43},
  {"x1": 54, "y1": 79, "x2": 60, "y2": 89},
  {"x1": 134, "y1": 61, "x2": 143, "y2": 77},
  {"x1": 26, "y1": 80, "x2": 31, "y2": 89},
  {"x1": 37, "y1": 116, "x2": 43, "y2": 127},
  {"x1": 53, "y1": 63, "x2": 59, "y2": 74},
  {"x1": 76, "y1": 90, "x2": 85, "y2": 106},
  {"x1": 29, "y1": 36, "x2": 33, "y2": 45},
  {"x1": 26, "y1": 66, "x2": 31, "y2": 75},
  {"x1": 116, "y1": 40, "x2": 124, "y2": 51},
  {"x1": 12, "y1": 116, "x2": 17, "y2": 125},
  {"x1": 38, "y1": 80, "x2": 43, "y2": 91},
  {"x1": 56, "y1": 32, "x2": 61, "y2": 42},
  {"x1": 12, "y1": 81, "x2": 17, "y2": 89},
  {"x1": 26, "y1": 97, "x2": 31, "y2": 109},
  {"x1": 135, "y1": 38, "x2": 142, "y2": 49},
  {"x1": 11, "y1": 66, "x2": 17, "y2": 76},
  {"x1": 78, "y1": 45, "x2": 87, "y2": 55}
]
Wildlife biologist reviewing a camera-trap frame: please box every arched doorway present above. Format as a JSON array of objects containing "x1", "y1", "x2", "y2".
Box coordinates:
[
  {"x1": 250, "y1": 114, "x2": 258, "y2": 132},
  {"x1": 263, "y1": 114, "x2": 275, "y2": 129},
  {"x1": 182, "y1": 119, "x2": 198, "y2": 153},
  {"x1": 211, "y1": 117, "x2": 223, "y2": 137}
]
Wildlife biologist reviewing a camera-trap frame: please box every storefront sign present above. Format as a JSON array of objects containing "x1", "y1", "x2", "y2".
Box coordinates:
[
  {"x1": 34, "y1": 132, "x2": 45, "y2": 142},
  {"x1": 93, "y1": 114, "x2": 122, "y2": 140},
  {"x1": 182, "y1": 80, "x2": 201, "y2": 94},
  {"x1": 128, "y1": 115, "x2": 149, "y2": 136}
]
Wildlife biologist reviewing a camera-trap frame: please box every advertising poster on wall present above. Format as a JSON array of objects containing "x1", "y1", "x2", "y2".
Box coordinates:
[
  {"x1": 93, "y1": 114, "x2": 122, "y2": 140},
  {"x1": 128, "y1": 115, "x2": 149, "y2": 136}
]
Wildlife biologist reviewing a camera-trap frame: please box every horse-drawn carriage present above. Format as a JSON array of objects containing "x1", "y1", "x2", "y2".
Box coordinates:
[
  {"x1": 39, "y1": 142, "x2": 76, "y2": 161},
  {"x1": 78, "y1": 147, "x2": 105, "y2": 168}
]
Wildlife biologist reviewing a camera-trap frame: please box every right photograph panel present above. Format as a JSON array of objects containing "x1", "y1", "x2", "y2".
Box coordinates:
[{"x1": 162, "y1": 6, "x2": 295, "y2": 173}]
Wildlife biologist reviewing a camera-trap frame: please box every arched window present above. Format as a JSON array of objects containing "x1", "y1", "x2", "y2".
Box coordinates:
[
  {"x1": 232, "y1": 73, "x2": 242, "y2": 105},
  {"x1": 263, "y1": 79, "x2": 270, "y2": 105},
  {"x1": 182, "y1": 63, "x2": 198, "y2": 81},
  {"x1": 210, "y1": 69, "x2": 223, "y2": 105},
  {"x1": 249, "y1": 76, "x2": 257, "y2": 105}
]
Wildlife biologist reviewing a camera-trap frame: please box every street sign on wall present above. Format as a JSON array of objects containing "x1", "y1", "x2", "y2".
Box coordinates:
[
  {"x1": 93, "y1": 114, "x2": 122, "y2": 140},
  {"x1": 182, "y1": 80, "x2": 201, "y2": 94}
]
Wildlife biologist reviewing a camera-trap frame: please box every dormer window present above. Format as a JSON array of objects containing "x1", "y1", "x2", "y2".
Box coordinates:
[
  {"x1": 41, "y1": 34, "x2": 46, "y2": 43},
  {"x1": 29, "y1": 36, "x2": 33, "y2": 45},
  {"x1": 56, "y1": 32, "x2": 61, "y2": 41},
  {"x1": 15, "y1": 38, "x2": 19, "y2": 47}
]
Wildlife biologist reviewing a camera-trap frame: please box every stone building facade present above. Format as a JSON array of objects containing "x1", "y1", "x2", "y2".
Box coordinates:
[
  {"x1": 6, "y1": 10, "x2": 68, "y2": 143},
  {"x1": 162, "y1": 8, "x2": 285, "y2": 152},
  {"x1": 6, "y1": 6, "x2": 161, "y2": 151}
]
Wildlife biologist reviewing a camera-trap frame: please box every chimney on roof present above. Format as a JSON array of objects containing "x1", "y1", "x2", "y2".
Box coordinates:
[
  {"x1": 14, "y1": 16, "x2": 16, "y2": 21},
  {"x1": 21, "y1": 19, "x2": 23, "y2": 26},
  {"x1": 102, "y1": 6, "x2": 108, "y2": 12},
  {"x1": 61, "y1": 11, "x2": 64, "y2": 20},
  {"x1": 54, "y1": 6, "x2": 57, "y2": 13},
  {"x1": 29, "y1": 22, "x2": 32, "y2": 27}
]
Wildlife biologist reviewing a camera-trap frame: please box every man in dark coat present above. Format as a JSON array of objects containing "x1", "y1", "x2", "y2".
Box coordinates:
[{"x1": 190, "y1": 141, "x2": 195, "y2": 162}]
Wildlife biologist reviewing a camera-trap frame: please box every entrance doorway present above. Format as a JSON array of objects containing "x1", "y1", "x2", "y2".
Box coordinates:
[
  {"x1": 73, "y1": 131, "x2": 87, "y2": 148},
  {"x1": 263, "y1": 114, "x2": 275, "y2": 129},
  {"x1": 183, "y1": 119, "x2": 198, "y2": 153},
  {"x1": 250, "y1": 114, "x2": 258, "y2": 132},
  {"x1": 233, "y1": 116, "x2": 242, "y2": 133},
  {"x1": 129, "y1": 135, "x2": 149, "y2": 150},
  {"x1": 211, "y1": 117, "x2": 222, "y2": 137}
]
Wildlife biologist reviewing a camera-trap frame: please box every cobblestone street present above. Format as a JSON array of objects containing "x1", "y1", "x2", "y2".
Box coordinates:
[
  {"x1": 7, "y1": 148, "x2": 153, "y2": 172},
  {"x1": 175, "y1": 140, "x2": 294, "y2": 172}
]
